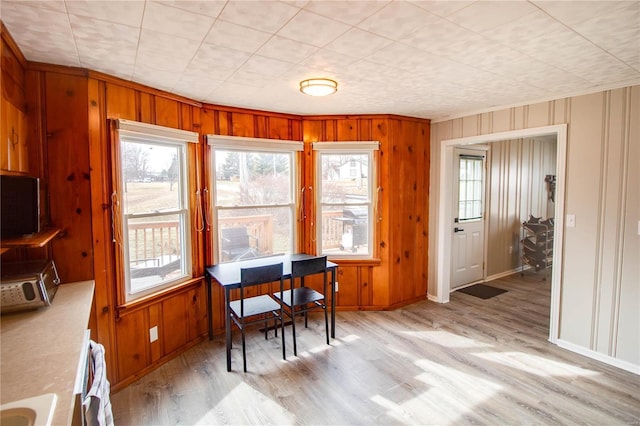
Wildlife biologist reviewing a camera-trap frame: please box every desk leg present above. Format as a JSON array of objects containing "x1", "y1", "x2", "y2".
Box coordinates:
[
  {"x1": 225, "y1": 287, "x2": 232, "y2": 372},
  {"x1": 331, "y1": 268, "x2": 336, "y2": 339},
  {"x1": 206, "y1": 274, "x2": 213, "y2": 340}
]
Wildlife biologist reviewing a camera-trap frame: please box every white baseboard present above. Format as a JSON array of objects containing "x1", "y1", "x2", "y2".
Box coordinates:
[
  {"x1": 485, "y1": 266, "x2": 530, "y2": 282},
  {"x1": 427, "y1": 293, "x2": 441, "y2": 303},
  {"x1": 556, "y1": 339, "x2": 640, "y2": 375},
  {"x1": 428, "y1": 268, "x2": 526, "y2": 302}
]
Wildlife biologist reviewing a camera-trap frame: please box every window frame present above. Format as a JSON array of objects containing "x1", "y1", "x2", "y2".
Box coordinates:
[
  {"x1": 207, "y1": 135, "x2": 304, "y2": 264},
  {"x1": 313, "y1": 141, "x2": 379, "y2": 260},
  {"x1": 457, "y1": 154, "x2": 485, "y2": 222},
  {"x1": 113, "y1": 119, "x2": 198, "y2": 304}
]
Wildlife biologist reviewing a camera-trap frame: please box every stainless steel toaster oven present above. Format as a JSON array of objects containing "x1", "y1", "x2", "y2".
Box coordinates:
[{"x1": 0, "y1": 259, "x2": 60, "y2": 314}]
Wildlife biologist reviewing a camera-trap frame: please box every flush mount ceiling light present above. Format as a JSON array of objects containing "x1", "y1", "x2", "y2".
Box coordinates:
[{"x1": 299, "y1": 78, "x2": 338, "y2": 96}]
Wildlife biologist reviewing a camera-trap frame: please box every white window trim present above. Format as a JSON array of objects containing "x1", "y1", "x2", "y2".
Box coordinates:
[
  {"x1": 313, "y1": 141, "x2": 379, "y2": 259},
  {"x1": 208, "y1": 134, "x2": 302, "y2": 263},
  {"x1": 117, "y1": 121, "x2": 194, "y2": 302}
]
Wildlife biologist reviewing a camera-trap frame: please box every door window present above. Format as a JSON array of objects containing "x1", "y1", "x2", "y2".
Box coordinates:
[{"x1": 458, "y1": 156, "x2": 483, "y2": 221}]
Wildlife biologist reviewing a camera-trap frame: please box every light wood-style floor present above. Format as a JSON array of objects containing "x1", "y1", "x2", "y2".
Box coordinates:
[{"x1": 111, "y1": 271, "x2": 640, "y2": 425}]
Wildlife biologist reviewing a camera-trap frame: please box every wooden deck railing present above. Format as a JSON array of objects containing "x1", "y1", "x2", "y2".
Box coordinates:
[
  {"x1": 128, "y1": 221, "x2": 180, "y2": 265},
  {"x1": 218, "y1": 214, "x2": 273, "y2": 254},
  {"x1": 322, "y1": 210, "x2": 344, "y2": 249},
  {"x1": 128, "y1": 212, "x2": 347, "y2": 263}
]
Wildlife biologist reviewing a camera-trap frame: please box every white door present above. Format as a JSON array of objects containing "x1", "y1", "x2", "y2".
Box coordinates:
[{"x1": 451, "y1": 148, "x2": 486, "y2": 289}]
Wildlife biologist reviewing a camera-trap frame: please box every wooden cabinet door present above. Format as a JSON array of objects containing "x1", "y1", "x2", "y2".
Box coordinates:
[
  {"x1": 1, "y1": 99, "x2": 28, "y2": 172},
  {"x1": 0, "y1": 98, "x2": 8, "y2": 171},
  {"x1": 16, "y1": 107, "x2": 27, "y2": 172},
  {"x1": 6, "y1": 101, "x2": 17, "y2": 170}
]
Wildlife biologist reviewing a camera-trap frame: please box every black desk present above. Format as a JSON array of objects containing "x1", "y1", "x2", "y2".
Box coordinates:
[{"x1": 205, "y1": 253, "x2": 338, "y2": 371}]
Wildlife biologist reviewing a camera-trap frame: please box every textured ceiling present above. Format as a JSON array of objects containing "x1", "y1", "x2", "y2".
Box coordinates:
[{"x1": 2, "y1": 0, "x2": 639, "y2": 121}]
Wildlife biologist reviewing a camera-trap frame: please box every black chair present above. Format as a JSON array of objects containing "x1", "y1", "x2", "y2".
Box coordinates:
[
  {"x1": 229, "y1": 262, "x2": 285, "y2": 372},
  {"x1": 273, "y1": 256, "x2": 329, "y2": 356},
  {"x1": 220, "y1": 227, "x2": 260, "y2": 262}
]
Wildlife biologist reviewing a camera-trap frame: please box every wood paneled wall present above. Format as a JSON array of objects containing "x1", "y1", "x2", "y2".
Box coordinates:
[
  {"x1": 45, "y1": 72, "x2": 94, "y2": 283},
  {"x1": 303, "y1": 116, "x2": 430, "y2": 309},
  {"x1": 94, "y1": 78, "x2": 209, "y2": 387},
  {"x1": 4, "y1": 31, "x2": 430, "y2": 386}
]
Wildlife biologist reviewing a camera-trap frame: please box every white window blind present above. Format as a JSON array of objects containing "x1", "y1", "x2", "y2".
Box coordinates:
[
  {"x1": 117, "y1": 119, "x2": 199, "y2": 144},
  {"x1": 312, "y1": 141, "x2": 379, "y2": 152},
  {"x1": 207, "y1": 134, "x2": 303, "y2": 152}
]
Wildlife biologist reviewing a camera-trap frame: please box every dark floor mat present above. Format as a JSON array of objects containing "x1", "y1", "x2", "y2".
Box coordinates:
[{"x1": 457, "y1": 284, "x2": 507, "y2": 299}]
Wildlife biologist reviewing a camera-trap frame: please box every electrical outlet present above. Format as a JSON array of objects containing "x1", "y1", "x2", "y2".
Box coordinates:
[
  {"x1": 509, "y1": 245, "x2": 513, "y2": 254},
  {"x1": 335, "y1": 281, "x2": 339, "y2": 292},
  {"x1": 566, "y1": 214, "x2": 576, "y2": 228},
  {"x1": 149, "y1": 326, "x2": 158, "y2": 343}
]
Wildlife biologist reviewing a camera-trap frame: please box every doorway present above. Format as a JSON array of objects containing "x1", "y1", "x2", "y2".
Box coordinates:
[
  {"x1": 434, "y1": 125, "x2": 567, "y2": 343},
  {"x1": 451, "y1": 147, "x2": 487, "y2": 289}
]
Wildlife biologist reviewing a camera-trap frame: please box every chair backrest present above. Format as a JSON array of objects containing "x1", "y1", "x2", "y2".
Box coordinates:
[
  {"x1": 291, "y1": 256, "x2": 327, "y2": 278},
  {"x1": 222, "y1": 227, "x2": 251, "y2": 250},
  {"x1": 240, "y1": 262, "x2": 284, "y2": 287}
]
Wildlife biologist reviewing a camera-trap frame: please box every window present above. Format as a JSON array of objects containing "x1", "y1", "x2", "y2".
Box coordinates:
[
  {"x1": 458, "y1": 155, "x2": 484, "y2": 220},
  {"x1": 115, "y1": 120, "x2": 197, "y2": 302},
  {"x1": 208, "y1": 135, "x2": 303, "y2": 263},
  {"x1": 314, "y1": 141, "x2": 379, "y2": 258}
]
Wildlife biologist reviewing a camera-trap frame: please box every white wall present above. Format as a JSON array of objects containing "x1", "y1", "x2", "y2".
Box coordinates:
[{"x1": 429, "y1": 86, "x2": 640, "y2": 371}]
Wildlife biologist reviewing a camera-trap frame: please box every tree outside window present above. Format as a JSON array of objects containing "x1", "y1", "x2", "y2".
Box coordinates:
[{"x1": 210, "y1": 138, "x2": 301, "y2": 264}]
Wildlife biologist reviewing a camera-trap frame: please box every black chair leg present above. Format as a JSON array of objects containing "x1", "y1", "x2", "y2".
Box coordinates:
[
  {"x1": 324, "y1": 306, "x2": 329, "y2": 345},
  {"x1": 241, "y1": 327, "x2": 247, "y2": 373},
  {"x1": 273, "y1": 317, "x2": 278, "y2": 338},
  {"x1": 291, "y1": 308, "x2": 297, "y2": 356},
  {"x1": 280, "y1": 311, "x2": 286, "y2": 360}
]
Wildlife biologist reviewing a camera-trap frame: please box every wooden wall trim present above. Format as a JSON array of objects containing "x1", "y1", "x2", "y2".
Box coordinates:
[
  {"x1": 21, "y1": 59, "x2": 429, "y2": 125},
  {"x1": 116, "y1": 278, "x2": 205, "y2": 317},
  {"x1": 26, "y1": 61, "x2": 88, "y2": 77},
  {"x1": 1, "y1": 22, "x2": 26, "y2": 67},
  {"x1": 87, "y1": 77, "x2": 118, "y2": 383},
  {"x1": 334, "y1": 294, "x2": 427, "y2": 312},
  {"x1": 90, "y1": 70, "x2": 203, "y2": 107},
  {"x1": 334, "y1": 259, "x2": 382, "y2": 267},
  {"x1": 305, "y1": 114, "x2": 430, "y2": 124},
  {"x1": 23, "y1": 62, "x2": 202, "y2": 108},
  {"x1": 203, "y1": 103, "x2": 303, "y2": 120}
]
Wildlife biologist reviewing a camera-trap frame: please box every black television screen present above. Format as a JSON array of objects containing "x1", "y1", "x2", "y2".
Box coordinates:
[{"x1": 1, "y1": 175, "x2": 40, "y2": 237}]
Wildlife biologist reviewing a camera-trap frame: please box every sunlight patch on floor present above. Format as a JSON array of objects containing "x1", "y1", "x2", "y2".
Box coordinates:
[
  {"x1": 403, "y1": 330, "x2": 494, "y2": 348},
  {"x1": 370, "y1": 394, "x2": 415, "y2": 424},
  {"x1": 339, "y1": 334, "x2": 360, "y2": 343},
  {"x1": 370, "y1": 358, "x2": 503, "y2": 424},
  {"x1": 196, "y1": 382, "x2": 294, "y2": 425},
  {"x1": 416, "y1": 358, "x2": 503, "y2": 422},
  {"x1": 472, "y1": 351, "x2": 601, "y2": 377},
  {"x1": 296, "y1": 343, "x2": 333, "y2": 357}
]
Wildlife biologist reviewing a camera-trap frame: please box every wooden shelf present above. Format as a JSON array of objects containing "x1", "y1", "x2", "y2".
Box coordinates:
[{"x1": 0, "y1": 228, "x2": 61, "y2": 249}]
